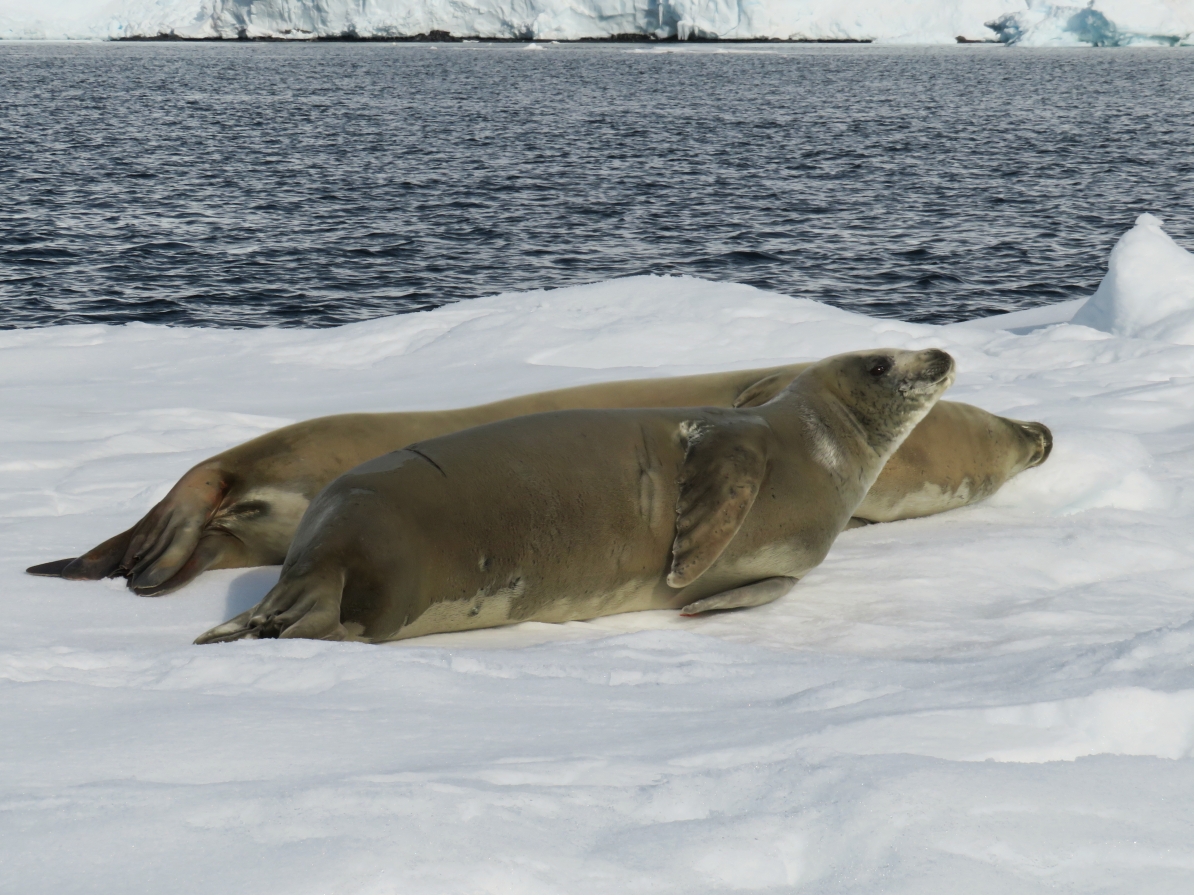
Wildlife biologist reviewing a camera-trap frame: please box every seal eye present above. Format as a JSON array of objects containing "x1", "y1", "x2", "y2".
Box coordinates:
[{"x1": 867, "y1": 358, "x2": 892, "y2": 378}]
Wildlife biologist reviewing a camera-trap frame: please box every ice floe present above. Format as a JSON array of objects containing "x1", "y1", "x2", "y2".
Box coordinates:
[{"x1": 4, "y1": 216, "x2": 1194, "y2": 891}]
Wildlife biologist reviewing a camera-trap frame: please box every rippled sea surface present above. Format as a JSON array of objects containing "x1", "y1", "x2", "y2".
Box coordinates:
[{"x1": 2, "y1": 42, "x2": 1193, "y2": 327}]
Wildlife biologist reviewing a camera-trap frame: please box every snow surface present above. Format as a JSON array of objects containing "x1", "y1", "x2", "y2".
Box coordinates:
[
  {"x1": 2, "y1": 0, "x2": 1193, "y2": 44},
  {"x1": 5, "y1": 217, "x2": 1194, "y2": 892}
]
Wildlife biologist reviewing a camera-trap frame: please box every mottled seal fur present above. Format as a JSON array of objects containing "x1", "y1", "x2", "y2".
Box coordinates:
[
  {"x1": 195, "y1": 348, "x2": 957, "y2": 644},
  {"x1": 29, "y1": 360, "x2": 1050, "y2": 596}
]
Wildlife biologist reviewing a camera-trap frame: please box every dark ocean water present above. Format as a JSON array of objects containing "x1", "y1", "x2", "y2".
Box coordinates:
[{"x1": 2, "y1": 42, "x2": 1192, "y2": 328}]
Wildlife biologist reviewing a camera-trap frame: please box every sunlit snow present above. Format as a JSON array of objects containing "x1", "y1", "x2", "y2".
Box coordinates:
[{"x1": 4, "y1": 215, "x2": 1194, "y2": 891}]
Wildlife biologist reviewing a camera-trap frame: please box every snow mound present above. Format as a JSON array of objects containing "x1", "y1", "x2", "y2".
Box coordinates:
[
  {"x1": 2, "y1": 0, "x2": 1192, "y2": 44},
  {"x1": 988, "y1": 0, "x2": 1194, "y2": 46},
  {"x1": 1072, "y1": 213, "x2": 1194, "y2": 344}
]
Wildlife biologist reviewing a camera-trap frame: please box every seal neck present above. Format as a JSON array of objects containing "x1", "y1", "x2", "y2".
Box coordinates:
[
  {"x1": 758, "y1": 381, "x2": 885, "y2": 497},
  {"x1": 759, "y1": 374, "x2": 940, "y2": 491}
]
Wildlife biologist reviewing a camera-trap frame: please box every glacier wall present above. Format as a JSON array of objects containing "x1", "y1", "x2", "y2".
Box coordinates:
[{"x1": 1, "y1": 0, "x2": 1192, "y2": 45}]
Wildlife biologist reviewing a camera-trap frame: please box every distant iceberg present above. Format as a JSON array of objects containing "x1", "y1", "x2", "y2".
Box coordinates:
[{"x1": 1, "y1": 0, "x2": 1192, "y2": 44}]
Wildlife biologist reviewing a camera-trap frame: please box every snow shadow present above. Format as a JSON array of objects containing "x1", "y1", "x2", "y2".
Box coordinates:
[{"x1": 223, "y1": 567, "x2": 280, "y2": 618}]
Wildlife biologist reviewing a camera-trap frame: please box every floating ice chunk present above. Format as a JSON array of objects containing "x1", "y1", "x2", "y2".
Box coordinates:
[
  {"x1": 1072, "y1": 214, "x2": 1194, "y2": 344},
  {"x1": 988, "y1": 2, "x2": 1121, "y2": 46},
  {"x1": 988, "y1": 0, "x2": 1194, "y2": 46}
]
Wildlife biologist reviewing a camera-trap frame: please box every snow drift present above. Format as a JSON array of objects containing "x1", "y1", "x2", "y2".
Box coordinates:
[
  {"x1": 2, "y1": 0, "x2": 1192, "y2": 44},
  {"x1": 1072, "y1": 213, "x2": 1194, "y2": 343},
  {"x1": 5, "y1": 216, "x2": 1194, "y2": 892}
]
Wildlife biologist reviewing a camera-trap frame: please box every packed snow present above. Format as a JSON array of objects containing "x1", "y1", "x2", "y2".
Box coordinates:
[
  {"x1": 4, "y1": 213, "x2": 1194, "y2": 892},
  {"x1": 2, "y1": 0, "x2": 1193, "y2": 44}
]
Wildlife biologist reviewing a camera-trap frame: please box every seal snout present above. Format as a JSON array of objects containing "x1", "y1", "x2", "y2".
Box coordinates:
[
  {"x1": 917, "y1": 348, "x2": 955, "y2": 384},
  {"x1": 894, "y1": 348, "x2": 955, "y2": 394},
  {"x1": 1017, "y1": 420, "x2": 1053, "y2": 467}
]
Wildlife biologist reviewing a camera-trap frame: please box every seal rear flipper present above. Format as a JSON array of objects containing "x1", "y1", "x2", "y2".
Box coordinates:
[
  {"x1": 26, "y1": 525, "x2": 136, "y2": 580},
  {"x1": 26, "y1": 558, "x2": 80, "y2": 578},
  {"x1": 679, "y1": 576, "x2": 797, "y2": 616},
  {"x1": 131, "y1": 531, "x2": 248, "y2": 597},
  {"x1": 194, "y1": 570, "x2": 347, "y2": 644},
  {"x1": 119, "y1": 465, "x2": 229, "y2": 592},
  {"x1": 193, "y1": 609, "x2": 259, "y2": 644},
  {"x1": 668, "y1": 413, "x2": 775, "y2": 588}
]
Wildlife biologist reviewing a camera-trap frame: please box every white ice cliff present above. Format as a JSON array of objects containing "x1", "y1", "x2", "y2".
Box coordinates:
[{"x1": 1, "y1": 0, "x2": 1192, "y2": 44}]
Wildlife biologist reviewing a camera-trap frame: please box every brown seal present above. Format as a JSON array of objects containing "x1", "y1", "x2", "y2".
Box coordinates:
[
  {"x1": 28, "y1": 361, "x2": 1050, "y2": 596},
  {"x1": 194, "y1": 348, "x2": 957, "y2": 644}
]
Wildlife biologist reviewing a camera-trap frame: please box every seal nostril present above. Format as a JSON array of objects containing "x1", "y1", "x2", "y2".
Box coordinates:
[
  {"x1": 1022, "y1": 422, "x2": 1053, "y2": 466},
  {"x1": 918, "y1": 349, "x2": 954, "y2": 382}
]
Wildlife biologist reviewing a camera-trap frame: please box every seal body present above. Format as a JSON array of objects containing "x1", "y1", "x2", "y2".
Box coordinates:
[
  {"x1": 29, "y1": 362, "x2": 1050, "y2": 597},
  {"x1": 197, "y1": 348, "x2": 956, "y2": 644}
]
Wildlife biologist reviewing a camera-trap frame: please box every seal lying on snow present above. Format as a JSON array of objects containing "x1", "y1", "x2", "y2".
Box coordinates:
[
  {"x1": 196, "y1": 348, "x2": 956, "y2": 644},
  {"x1": 28, "y1": 362, "x2": 1051, "y2": 597}
]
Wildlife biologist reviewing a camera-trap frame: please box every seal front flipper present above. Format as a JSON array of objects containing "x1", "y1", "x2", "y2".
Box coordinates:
[
  {"x1": 679, "y1": 576, "x2": 797, "y2": 616},
  {"x1": 732, "y1": 371, "x2": 797, "y2": 409},
  {"x1": 667, "y1": 413, "x2": 774, "y2": 588}
]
